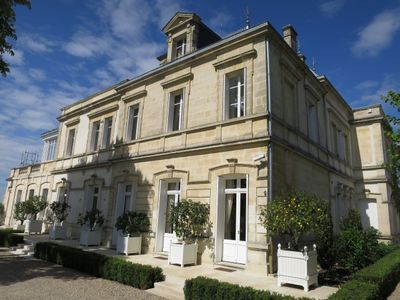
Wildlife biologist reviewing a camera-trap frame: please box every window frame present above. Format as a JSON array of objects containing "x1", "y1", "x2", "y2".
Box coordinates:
[
  {"x1": 224, "y1": 69, "x2": 246, "y2": 120},
  {"x1": 65, "y1": 128, "x2": 76, "y2": 157},
  {"x1": 102, "y1": 117, "x2": 113, "y2": 149},
  {"x1": 127, "y1": 104, "x2": 140, "y2": 141},
  {"x1": 174, "y1": 35, "x2": 187, "y2": 59},
  {"x1": 168, "y1": 89, "x2": 184, "y2": 132}
]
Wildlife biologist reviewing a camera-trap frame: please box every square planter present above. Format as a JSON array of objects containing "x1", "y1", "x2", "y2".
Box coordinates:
[
  {"x1": 24, "y1": 220, "x2": 43, "y2": 235},
  {"x1": 13, "y1": 223, "x2": 25, "y2": 231},
  {"x1": 168, "y1": 242, "x2": 198, "y2": 267},
  {"x1": 277, "y1": 244, "x2": 318, "y2": 292},
  {"x1": 116, "y1": 234, "x2": 142, "y2": 255},
  {"x1": 49, "y1": 224, "x2": 66, "y2": 240},
  {"x1": 80, "y1": 228, "x2": 101, "y2": 246}
]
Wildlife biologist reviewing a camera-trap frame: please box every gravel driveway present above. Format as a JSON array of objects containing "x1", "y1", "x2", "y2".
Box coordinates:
[{"x1": 0, "y1": 248, "x2": 164, "y2": 300}]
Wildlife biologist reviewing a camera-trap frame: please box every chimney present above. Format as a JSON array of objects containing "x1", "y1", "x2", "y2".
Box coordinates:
[{"x1": 282, "y1": 24, "x2": 298, "y2": 52}]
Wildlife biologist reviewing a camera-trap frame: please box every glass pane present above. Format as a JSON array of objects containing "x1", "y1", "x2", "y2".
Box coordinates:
[
  {"x1": 225, "y1": 179, "x2": 237, "y2": 189},
  {"x1": 125, "y1": 185, "x2": 132, "y2": 193},
  {"x1": 239, "y1": 84, "x2": 245, "y2": 117},
  {"x1": 165, "y1": 195, "x2": 175, "y2": 233},
  {"x1": 172, "y1": 96, "x2": 181, "y2": 131},
  {"x1": 92, "y1": 196, "x2": 98, "y2": 210},
  {"x1": 124, "y1": 195, "x2": 130, "y2": 213},
  {"x1": 224, "y1": 194, "x2": 236, "y2": 240},
  {"x1": 42, "y1": 189, "x2": 48, "y2": 201},
  {"x1": 239, "y1": 193, "x2": 246, "y2": 241},
  {"x1": 168, "y1": 182, "x2": 180, "y2": 191},
  {"x1": 240, "y1": 179, "x2": 246, "y2": 188},
  {"x1": 94, "y1": 187, "x2": 99, "y2": 194}
]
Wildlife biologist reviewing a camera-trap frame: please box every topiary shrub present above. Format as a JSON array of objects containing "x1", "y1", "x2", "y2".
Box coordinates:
[
  {"x1": 24, "y1": 196, "x2": 48, "y2": 220},
  {"x1": 327, "y1": 280, "x2": 379, "y2": 300},
  {"x1": 0, "y1": 228, "x2": 24, "y2": 247},
  {"x1": 77, "y1": 208, "x2": 104, "y2": 231},
  {"x1": 336, "y1": 209, "x2": 380, "y2": 273},
  {"x1": 14, "y1": 201, "x2": 27, "y2": 225},
  {"x1": 259, "y1": 191, "x2": 330, "y2": 251},
  {"x1": 115, "y1": 211, "x2": 150, "y2": 236},
  {"x1": 49, "y1": 201, "x2": 71, "y2": 224}
]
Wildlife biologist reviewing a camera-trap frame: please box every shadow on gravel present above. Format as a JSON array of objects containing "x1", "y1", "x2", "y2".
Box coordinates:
[{"x1": 0, "y1": 249, "x2": 95, "y2": 286}]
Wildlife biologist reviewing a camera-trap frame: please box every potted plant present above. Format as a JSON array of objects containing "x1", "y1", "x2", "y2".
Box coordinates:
[
  {"x1": 168, "y1": 199, "x2": 210, "y2": 267},
  {"x1": 23, "y1": 196, "x2": 48, "y2": 235},
  {"x1": 49, "y1": 201, "x2": 71, "y2": 240},
  {"x1": 260, "y1": 191, "x2": 329, "y2": 292},
  {"x1": 77, "y1": 208, "x2": 104, "y2": 246},
  {"x1": 13, "y1": 201, "x2": 27, "y2": 231},
  {"x1": 115, "y1": 211, "x2": 150, "y2": 255}
]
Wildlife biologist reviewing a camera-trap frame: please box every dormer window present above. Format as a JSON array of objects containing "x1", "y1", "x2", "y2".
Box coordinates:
[{"x1": 174, "y1": 37, "x2": 186, "y2": 58}]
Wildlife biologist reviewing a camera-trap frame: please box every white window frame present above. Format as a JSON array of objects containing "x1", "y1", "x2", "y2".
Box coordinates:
[
  {"x1": 224, "y1": 69, "x2": 246, "y2": 120},
  {"x1": 102, "y1": 117, "x2": 113, "y2": 149},
  {"x1": 174, "y1": 36, "x2": 186, "y2": 58},
  {"x1": 90, "y1": 121, "x2": 101, "y2": 151},
  {"x1": 168, "y1": 90, "x2": 184, "y2": 132},
  {"x1": 127, "y1": 105, "x2": 139, "y2": 141},
  {"x1": 65, "y1": 128, "x2": 76, "y2": 157}
]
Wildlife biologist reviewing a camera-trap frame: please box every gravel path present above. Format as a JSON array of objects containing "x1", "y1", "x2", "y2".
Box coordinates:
[{"x1": 0, "y1": 248, "x2": 164, "y2": 300}]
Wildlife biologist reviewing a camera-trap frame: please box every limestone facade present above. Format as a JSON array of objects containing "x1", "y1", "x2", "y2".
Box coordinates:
[{"x1": 2, "y1": 13, "x2": 398, "y2": 273}]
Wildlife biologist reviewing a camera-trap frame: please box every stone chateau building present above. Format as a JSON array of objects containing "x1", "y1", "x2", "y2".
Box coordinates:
[{"x1": 2, "y1": 12, "x2": 399, "y2": 272}]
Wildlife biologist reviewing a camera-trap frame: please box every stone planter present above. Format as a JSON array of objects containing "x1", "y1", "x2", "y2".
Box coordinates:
[
  {"x1": 116, "y1": 234, "x2": 142, "y2": 255},
  {"x1": 277, "y1": 244, "x2": 318, "y2": 292},
  {"x1": 80, "y1": 228, "x2": 101, "y2": 246},
  {"x1": 49, "y1": 224, "x2": 66, "y2": 240},
  {"x1": 13, "y1": 223, "x2": 25, "y2": 231},
  {"x1": 168, "y1": 242, "x2": 198, "y2": 267},
  {"x1": 24, "y1": 220, "x2": 43, "y2": 235}
]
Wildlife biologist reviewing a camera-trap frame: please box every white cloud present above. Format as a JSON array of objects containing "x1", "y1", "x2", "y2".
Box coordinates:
[
  {"x1": 320, "y1": 0, "x2": 345, "y2": 18},
  {"x1": 18, "y1": 34, "x2": 56, "y2": 53},
  {"x1": 4, "y1": 49, "x2": 24, "y2": 66},
  {"x1": 208, "y1": 12, "x2": 233, "y2": 37},
  {"x1": 355, "y1": 80, "x2": 379, "y2": 91},
  {"x1": 155, "y1": 0, "x2": 183, "y2": 28},
  {"x1": 352, "y1": 8, "x2": 400, "y2": 57},
  {"x1": 64, "y1": 30, "x2": 110, "y2": 58}
]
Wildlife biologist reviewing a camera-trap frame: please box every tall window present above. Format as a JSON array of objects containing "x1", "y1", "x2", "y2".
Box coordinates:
[
  {"x1": 41, "y1": 188, "x2": 49, "y2": 201},
  {"x1": 66, "y1": 128, "x2": 75, "y2": 157},
  {"x1": 174, "y1": 37, "x2": 186, "y2": 58},
  {"x1": 90, "y1": 121, "x2": 101, "y2": 151},
  {"x1": 168, "y1": 91, "x2": 183, "y2": 131},
  {"x1": 102, "y1": 117, "x2": 113, "y2": 148},
  {"x1": 337, "y1": 131, "x2": 347, "y2": 161},
  {"x1": 58, "y1": 187, "x2": 67, "y2": 203},
  {"x1": 165, "y1": 182, "x2": 181, "y2": 234},
  {"x1": 86, "y1": 186, "x2": 99, "y2": 212},
  {"x1": 226, "y1": 70, "x2": 245, "y2": 119},
  {"x1": 91, "y1": 186, "x2": 99, "y2": 211},
  {"x1": 283, "y1": 80, "x2": 295, "y2": 127},
  {"x1": 307, "y1": 102, "x2": 318, "y2": 142},
  {"x1": 28, "y1": 189, "x2": 34, "y2": 200},
  {"x1": 123, "y1": 184, "x2": 133, "y2": 213},
  {"x1": 127, "y1": 105, "x2": 139, "y2": 140},
  {"x1": 15, "y1": 190, "x2": 22, "y2": 203}
]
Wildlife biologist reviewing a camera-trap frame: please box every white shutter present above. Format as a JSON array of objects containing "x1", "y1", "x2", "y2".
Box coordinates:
[{"x1": 156, "y1": 181, "x2": 168, "y2": 252}]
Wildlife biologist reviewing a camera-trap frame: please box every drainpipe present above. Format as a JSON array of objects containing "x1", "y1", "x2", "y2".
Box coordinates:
[{"x1": 266, "y1": 34, "x2": 273, "y2": 274}]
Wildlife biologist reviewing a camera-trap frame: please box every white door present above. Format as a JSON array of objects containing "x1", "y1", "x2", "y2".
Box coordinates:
[
  {"x1": 162, "y1": 182, "x2": 180, "y2": 252},
  {"x1": 112, "y1": 183, "x2": 133, "y2": 246},
  {"x1": 222, "y1": 178, "x2": 247, "y2": 264}
]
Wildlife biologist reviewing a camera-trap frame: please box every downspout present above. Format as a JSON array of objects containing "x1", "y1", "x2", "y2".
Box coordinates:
[{"x1": 266, "y1": 34, "x2": 273, "y2": 274}]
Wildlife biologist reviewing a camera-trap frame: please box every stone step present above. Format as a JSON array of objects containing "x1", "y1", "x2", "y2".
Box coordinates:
[{"x1": 148, "y1": 280, "x2": 184, "y2": 300}]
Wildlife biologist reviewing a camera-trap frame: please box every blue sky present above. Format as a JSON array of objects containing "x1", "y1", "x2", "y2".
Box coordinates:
[{"x1": 1, "y1": 0, "x2": 400, "y2": 200}]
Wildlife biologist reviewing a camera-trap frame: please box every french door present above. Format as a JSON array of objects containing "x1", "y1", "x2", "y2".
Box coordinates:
[
  {"x1": 112, "y1": 183, "x2": 133, "y2": 246},
  {"x1": 222, "y1": 178, "x2": 247, "y2": 264},
  {"x1": 163, "y1": 181, "x2": 180, "y2": 252}
]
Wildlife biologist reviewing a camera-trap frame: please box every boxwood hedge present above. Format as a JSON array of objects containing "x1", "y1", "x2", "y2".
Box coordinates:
[
  {"x1": 34, "y1": 242, "x2": 164, "y2": 289},
  {"x1": 0, "y1": 228, "x2": 24, "y2": 247},
  {"x1": 184, "y1": 276, "x2": 312, "y2": 300}
]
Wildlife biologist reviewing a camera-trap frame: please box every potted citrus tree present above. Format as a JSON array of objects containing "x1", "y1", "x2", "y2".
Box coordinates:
[
  {"x1": 115, "y1": 211, "x2": 150, "y2": 255},
  {"x1": 77, "y1": 208, "x2": 104, "y2": 246},
  {"x1": 49, "y1": 201, "x2": 71, "y2": 240},
  {"x1": 260, "y1": 191, "x2": 329, "y2": 292},
  {"x1": 13, "y1": 201, "x2": 27, "y2": 230},
  {"x1": 168, "y1": 199, "x2": 210, "y2": 267},
  {"x1": 24, "y1": 196, "x2": 48, "y2": 234}
]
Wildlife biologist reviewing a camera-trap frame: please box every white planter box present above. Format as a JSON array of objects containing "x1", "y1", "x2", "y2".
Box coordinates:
[
  {"x1": 168, "y1": 242, "x2": 198, "y2": 267},
  {"x1": 24, "y1": 220, "x2": 43, "y2": 235},
  {"x1": 13, "y1": 223, "x2": 25, "y2": 231},
  {"x1": 49, "y1": 224, "x2": 66, "y2": 240},
  {"x1": 80, "y1": 229, "x2": 101, "y2": 246},
  {"x1": 116, "y1": 234, "x2": 142, "y2": 255},
  {"x1": 277, "y1": 244, "x2": 318, "y2": 292}
]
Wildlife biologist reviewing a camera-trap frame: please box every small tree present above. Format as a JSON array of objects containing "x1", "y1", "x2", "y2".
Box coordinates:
[
  {"x1": 260, "y1": 191, "x2": 330, "y2": 251},
  {"x1": 24, "y1": 196, "x2": 48, "y2": 220},
  {"x1": 169, "y1": 199, "x2": 210, "y2": 243},
  {"x1": 115, "y1": 211, "x2": 150, "y2": 236},
  {"x1": 14, "y1": 201, "x2": 27, "y2": 225},
  {"x1": 77, "y1": 208, "x2": 104, "y2": 231},
  {"x1": 49, "y1": 201, "x2": 71, "y2": 224}
]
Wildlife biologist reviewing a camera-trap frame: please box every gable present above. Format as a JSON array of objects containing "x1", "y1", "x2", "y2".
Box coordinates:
[{"x1": 162, "y1": 12, "x2": 197, "y2": 33}]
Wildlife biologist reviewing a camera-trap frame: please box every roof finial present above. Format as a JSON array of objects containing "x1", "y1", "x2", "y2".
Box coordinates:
[
  {"x1": 245, "y1": 6, "x2": 250, "y2": 29},
  {"x1": 312, "y1": 57, "x2": 317, "y2": 72}
]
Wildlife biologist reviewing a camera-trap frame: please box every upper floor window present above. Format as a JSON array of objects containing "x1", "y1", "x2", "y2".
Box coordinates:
[
  {"x1": 90, "y1": 121, "x2": 101, "y2": 151},
  {"x1": 283, "y1": 80, "x2": 296, "y2": 127},
  {"x1": 168, "y1": 90, "x2": 183, "y2": 131},
  {"x1": 65, "y1": 128, "x2": 76, "y2": 157},
  {"x1": 42, "y1": 138, "x2": 57, "y2": 162},
  {"x1": 41, "y1": 188, "x2": 49, "y2": 201},
  {"x1": 127, "y1": 105, "x2": 139, "y2": 141},
  {"x1": 15, "y1": 190, "x2": 22, "y2": 203},
  {"x1": 174, "y1": 37, "x2": 186, "y2": 58},
  {"x1": 28, "y1": 189, "x2": 34, "y2": 200},
  {"x1": 331, "y1": 123, "x2": 347, "y2": 161},
  {"x1": 102, "y1": 117, "x2": 113, "y2": 148},
  {"x1": 225, "y1": 69, "x2": 245, "y2": 119},
  {"x1": 307, "y1": 102, "x2": 318, "y2": 142}
]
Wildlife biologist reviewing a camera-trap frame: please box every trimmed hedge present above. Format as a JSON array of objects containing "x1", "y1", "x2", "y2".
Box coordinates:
[
  {"x1": 184, "y1": 276, "x2": 312, "y2": 300},
  {"x1": 34, "y1": 242, "x2": 164, "y2": 289},
  {"x1": 0, "y1": 229, "x2": 24, "y2": 247},
  {"x1": 327, "y1": 280, "x2": 379, "y2": 300},
  {"x1": 353, "y1": 249, "x2": 400, "y2": 299},
  {"x1": 328, "y1": 248, "x2": 400, "y2": 299}
]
